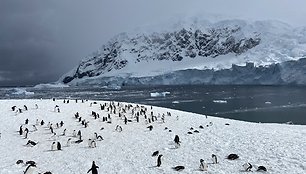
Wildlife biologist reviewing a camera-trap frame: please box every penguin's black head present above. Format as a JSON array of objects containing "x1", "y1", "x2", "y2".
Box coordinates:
[{"x1": 200, "y1": 159, "x2": 204, "y2": 162}]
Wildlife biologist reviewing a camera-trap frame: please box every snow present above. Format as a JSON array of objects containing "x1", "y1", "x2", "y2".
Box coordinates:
[{"x1": 0, "y1": 99, "x2": 305, "y2": 174}]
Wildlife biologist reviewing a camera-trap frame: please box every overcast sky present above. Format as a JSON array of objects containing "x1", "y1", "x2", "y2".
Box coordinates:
[{"x1": 0, "y1": 0, "x2": 306, "y2": 86}]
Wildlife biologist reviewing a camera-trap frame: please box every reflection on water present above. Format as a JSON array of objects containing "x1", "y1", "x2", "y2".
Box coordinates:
[{"x1": 1, "y1": 85, "x2": 306, "y2": 125}]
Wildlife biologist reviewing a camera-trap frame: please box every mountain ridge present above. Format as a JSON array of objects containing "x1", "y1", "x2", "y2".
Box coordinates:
[{"x1": 59, "y1": 18, "x2": 306, "y2": 86}]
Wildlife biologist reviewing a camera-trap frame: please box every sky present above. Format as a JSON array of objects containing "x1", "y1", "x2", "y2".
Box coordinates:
[{"x1": 0, "y1": 0, "x2": 306, "y2": 87}]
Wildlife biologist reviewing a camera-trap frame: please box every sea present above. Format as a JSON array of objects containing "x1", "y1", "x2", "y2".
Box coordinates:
[{"x1": 1, "y1": 85, "x2": 306, "y2": 125}]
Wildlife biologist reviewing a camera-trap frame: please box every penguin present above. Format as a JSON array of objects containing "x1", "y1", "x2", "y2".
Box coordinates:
[
  {"x1": 24, "y1": 163, "x2": 36, "y2": 174},
  {"x1": 66, "y1": 138, "x2": 71, "y2": 147},
  {"x1": 19, "y1": 125, "x2": 23, "y2": 135},
  {"x1": 174, "y1": 135, "x2": 180, "y2": 144},
  {"x1": 40, "y1": 120, "x2": 44, "y2": 126},
  {"x1": 88, "y1": 139, "x2": 92, "y2": 147},
  {"x1": 51, "y1": 142, "x2": 56, "y2": 151},
  {"x1": 26, "y1": 140, "x2": 37, "y2": 146},
  {"x1": 227, "y1": 154, "x2": 239, "y2": 160},
  {"x1": 16, "y1": 160, "x2": 24, "y2": 164},
  {"x1": 25, "y1": 119, "x2": 29, "y2": 125},
  {"x1": 257, "y1": 166, "x2": 267, "y2": 172},
  {"x1": 74, "y1": 139, "x2": 83, "y2": 144},
  {"x1": 90, "y1": 140, "x2": 97, "y2": 148},
  {"x1": 199, "y1": 159, "x2": 208, "y2": 171},
  {"x1": 212, "y1": 154, "x2": 218, "y2": 164},
  {"x1": 32, "y1": 125, "x2": 38, "y2": 131},
  {"x1": 152, "y1": 150, "x2": 159, "y2": 157},
  {"x1": 62, "y1": 129, "x2": 66, "y2": 136},
  {"x1": 57, "y1": 142, "x2": 61, "y2": 150},
  {"x1": 72, "y1": 130, "x2": 76, "y2": 137},
  {"x1": 147, "y1": 125, "x2": 153, "y2": 131},
  {"x1": 172, "y1": 166, "x2": 185, "y2": 171},
  {"x1": 87, "y1": 161, "x2": 99, "y2": 174},
  {"x1": 157, "y1": 154, "x2": 163, "y2": 167},
  {"x1": 243, "y1": 163, "x2": 252, "y2": 172},
  {"x1": 24, "y1": 128, "x2": 29, "y2": 139},
  {"x1": 36, "y1": 119, "x2": 39, "y2": 125}
]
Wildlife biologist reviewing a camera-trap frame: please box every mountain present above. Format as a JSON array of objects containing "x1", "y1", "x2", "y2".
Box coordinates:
[{"x1": 59, "y1": 18, "x2": 306, "y2": 86}]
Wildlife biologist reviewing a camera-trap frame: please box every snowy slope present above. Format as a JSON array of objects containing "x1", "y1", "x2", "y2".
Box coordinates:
[
  {"x1": 0, "y1": 99, "x2": 305, "y2": 173},
  {"x1": 59, "y1": 18, "x2": 306, "y2": 86}
]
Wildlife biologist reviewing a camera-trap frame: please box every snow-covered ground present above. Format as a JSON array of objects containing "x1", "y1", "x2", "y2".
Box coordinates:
[{"x1": 0, "y1": 99, "x2": 305, "y2": 174}]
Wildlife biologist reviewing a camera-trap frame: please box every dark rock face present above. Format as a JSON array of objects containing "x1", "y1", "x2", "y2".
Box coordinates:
[{"x1": 62, "y1": 26, "x2": 260, "y2": 84}]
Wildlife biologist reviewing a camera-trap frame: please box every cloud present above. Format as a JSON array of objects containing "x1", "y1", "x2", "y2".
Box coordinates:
[{"x1": 1, "y1": 0, "x2": 306, "y2": 86}]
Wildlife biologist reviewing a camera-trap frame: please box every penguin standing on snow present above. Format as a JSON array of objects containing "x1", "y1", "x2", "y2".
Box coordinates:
[
  {"x1": 66, "y1": 138, "x2": 71, "y2": 147},
  {"x1": 199, "y1": 159, "x2": 208, "y2": 171},
  {"x1": 157, "y1": 154, "x2": 163, "y2": 167},
  {"x1": 51, "y1": 142, "x2": 57, "y2": 151},
  {"x1": 174, "y1": 135, "x2": 180, "y2": 148},
  {"x1": 87, "y1": 161, "x2": 99, "y2": 174},
  {"x1": 24, "y1": 163, "x2": 36, "y2": 174},
  {"x1": 57, "y1": 142, "x2": 62, "y2": 150},
  {"x1": 19, "y1": 125, "x2": 23, "y2": 135},
  {"x1": 212, "y1": 154, "x2": 218, "y2": 164}
]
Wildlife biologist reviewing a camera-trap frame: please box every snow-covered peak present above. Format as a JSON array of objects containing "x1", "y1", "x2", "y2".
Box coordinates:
[{"x1": 59, "y1": 18, "x2": 306, "y2": 85}]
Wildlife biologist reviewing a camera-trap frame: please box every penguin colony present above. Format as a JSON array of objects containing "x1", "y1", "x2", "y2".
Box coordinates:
[{"x1": 2, "y1": 99, "x2": 271, "y2": 173}]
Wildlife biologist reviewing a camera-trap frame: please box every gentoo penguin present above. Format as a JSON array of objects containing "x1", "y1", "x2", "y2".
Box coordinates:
[
  {"x1": 212, "y1": 154, "x2": 218, "y2": 164},
  {"x1": 152, "y1": 151, "x2": 159, "y2": 157},
  {"x1": 199, "y1": 159, "x2": 208, "y2": 171},
  {"x1": 51, "y1": 142, "x2": 57, "y2": 151},
  {"x1": 19, "y1": 125, "x2": 23, "y2": 135},
  {"x1": 87, "y1": 161, "x2": 99, "y2": 174},
  {"x1": 172, "y1": 166, "x2": 185, "y2": 171},
  {"x1": 62, "y1": 129, "x2": 66, "y2": 136},
  {"x1": 147, "y1": 125, "x2": 153, "y2": 131},
  {"x1": 257, "y1": 166, "x2": 267, "y2": 172},
  {"x1": 32, "y1": 125, "x2": 37, "y2": 131},
  {"x1": 26, "y1": 140, "x2": 37, "y2": 146},
  {"x1": 157, "y1": 154, "x2": 163, "y2": 167},
  {"x1": 66, "y1": 138, "x2": 71, "y2": 147},
  {"x1": 90, "y1": 140, "x2": 97, "y2": 148},
  {"x1": 57, "y1": 142, "x2": 61, "y2": 150},
  {"x1": 72, "y1": 130, "x2": 76, "y2": 137},
  {"x1": 243, "y1": 163, "x2": 252, "y2": 171},
  {"x1": 227, "y1": 154, "x2": 239, "y2": 160},
  {"x1": 174, "y1": 135, "x2": 180, "y2": 144},
  {"x1": 24, "y1": 163, "x2": 36, "y2": 174}
]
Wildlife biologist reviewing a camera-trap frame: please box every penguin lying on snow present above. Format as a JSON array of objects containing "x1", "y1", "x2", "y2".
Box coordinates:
[
  {"x1": 227, "y1": 154, "x2": 239, "y2": 160},
  {"x1": 257, "y1": 166, "x2": 267, "y2": 172},
  {"x1": 152, "y1": 151, "x2": 159, "y2": 157},
  {"x1": 172, "y1": 166, "x2": 185, "y2": 171}
]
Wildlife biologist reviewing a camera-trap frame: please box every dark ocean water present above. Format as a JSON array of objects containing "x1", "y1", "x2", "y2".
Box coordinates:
[{"x1": 1, "y1": 85, "x2": 306, "y2": 125}]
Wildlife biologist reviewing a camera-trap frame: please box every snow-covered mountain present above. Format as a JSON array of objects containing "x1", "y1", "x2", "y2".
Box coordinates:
[{"x1": 60, "y1": 18, "x2": 306, "y2": 86}]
